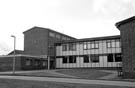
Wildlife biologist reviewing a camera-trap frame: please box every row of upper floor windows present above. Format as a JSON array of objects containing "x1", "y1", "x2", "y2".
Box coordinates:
[
  {"x1": 49, "y1": 32, "x2": 73, "y2": 40},
  {"x1": 61, "y1": 39, "x2": 121, "y2": 51}
]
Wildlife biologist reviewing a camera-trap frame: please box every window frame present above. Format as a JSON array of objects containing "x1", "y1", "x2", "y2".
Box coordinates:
[
  {"x1": 62, "y1": 56, "x2": 68, "y2": 64},
  {"x1": 69, "y1": 43, "x2": 76, "y2": 51},
  {"x1": 62, "y1": 44, "x2": 68, "y2": 51},
  {"x1": 83, "y1": 55, "x2": 89, "y2": 63},
  {"x1": 90, "y1": 55, "x2": 99, "y2": 63}
]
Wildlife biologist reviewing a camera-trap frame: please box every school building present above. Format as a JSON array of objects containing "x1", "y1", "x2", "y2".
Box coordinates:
[
  {"x1": 0, "y1": 16, "x2": 135, "y2": 78},
  {"x1": 55, "y1": 35, "x2": 122, "y2": 69}
]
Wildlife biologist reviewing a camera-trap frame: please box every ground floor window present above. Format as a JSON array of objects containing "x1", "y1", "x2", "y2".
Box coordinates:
[
  {"x1": 35, "y1": 59, "x2": 40, "y2": 66},
  {"x1": 25, "y1": 59, "x2": 32, "y2": 66},
  {"x1": 42, "y1": 60, "x2": 47, "y2": 66},
  {"x1": 90, "y1": 55, "x2": 99, "y2": 63},
  {"x1": 69, "y1": 56, "x2": 76, "y2": 63},
  {"x1": 115, "y1": 53, "x2": 122, "y2": 62},
  {"x1": 83, "y1": 55, "x2": 89, "y2": 63},
  {"x1": 107, "y1": 54, "x2": 114, "y2": 62},
  {"x1": 62, "y1": 56, "x2": 68, "y2": 63},
  {"x1": 62, "y1": 56, "x2": 76, "y2": 64},
  {"x1": 107, "y1": 53, "x2": 122, "y2": 62}
]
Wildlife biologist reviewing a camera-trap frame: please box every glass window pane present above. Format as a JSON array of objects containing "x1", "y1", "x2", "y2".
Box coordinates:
[
  {"x1": 91, "y1": 42, "x2": 95, "y2": 48},
  {"x1": 83, "y1": 55, "x2": 89, "y2": 63},
  {"x1": 107, "y1": 54, "x2": 114, "y2": 62},
  {"x1": 90, "y1": 55, "x2": 99, "y2": 63},
  {"x1": 49, "y1": 32, "x2": 55, "y2": 37},
  {"x1": 112, "y1": 41, "x2": 115, "y2": 48},
  {"x1": 115, "y1": 53, "x2": 122, "y2": 62},
  {"x1": 56, "y1": 34, "x2": 61, "y2": 39},
  {"x1": 62, "y1": 56, "x2": 68, "y2": 63},
  {"x1": 107, "y1": 40, "x2": 111, "y2": 48},
  {"x1": 87, "y1": 43, "x2": 91, "y2": 49},
  {"x1": 62, "y1": 44, "x2": 67, "y2": 51},
  {"x1": 83, "y1": 42, "x2": 87, "y2": 49},
  {"x1": 116, "y1": 41, "x2": 120, "y2": 47}
]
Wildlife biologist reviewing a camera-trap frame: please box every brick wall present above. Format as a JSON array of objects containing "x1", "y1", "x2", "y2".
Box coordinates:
[
  {"x1": 117, "y1": 18, "x2": 135, "y2": 78},
  {"x1": 0, "y1": 56, "x2": 21, "y2": 71},
  {"x1": 24, "y1": 27, "x2": 49, "y2": 56}
]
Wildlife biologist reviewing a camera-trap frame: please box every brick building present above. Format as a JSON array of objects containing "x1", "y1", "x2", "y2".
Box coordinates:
[
  {"x1": 116, "y1": 16, "x2": 135, "y2": 78},
  {"x1": 1, "y1": 16, "x2": 135, "y2": 79},
  {"x1": 0, "y1": 55, "x2": 47, "y2": 71},
  {"x1": 23, "y1": 26, "x2": 76, "y2": 69}
]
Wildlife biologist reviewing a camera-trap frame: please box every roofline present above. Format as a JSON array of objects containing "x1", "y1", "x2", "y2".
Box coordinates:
[
  {"x1": 23, "y1": 26, "x2": 76, "y2": 39},
  {"x1": 23, "y1": 26, "x2": 51, "y2": 34},
  {"x1": 47, "y1": 28, "x2": 76, "y2": 39},
  {"x1": 56, "y1": 35, "x2": 120, "y2": 44},
  {"x1": 115, "y1": 16, "x2": 135, "y2": 29}
]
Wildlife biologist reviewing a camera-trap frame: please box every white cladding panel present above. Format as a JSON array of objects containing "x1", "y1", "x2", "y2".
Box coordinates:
[{"x1": 56, "y1": 40, "x2": 121, "y2": 56}]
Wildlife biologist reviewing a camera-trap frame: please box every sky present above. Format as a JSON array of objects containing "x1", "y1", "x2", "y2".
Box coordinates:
[{"x1": 0, "y1": 0, "x2": 135, "y2": 55}]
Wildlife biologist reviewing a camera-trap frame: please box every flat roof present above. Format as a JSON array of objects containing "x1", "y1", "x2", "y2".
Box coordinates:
[
  {"x1": 56, "y1": 35, "x2": 120, "y2": 44},
  {"x1": 0, "y1": 54, "x2": 47, "y2": 58}
]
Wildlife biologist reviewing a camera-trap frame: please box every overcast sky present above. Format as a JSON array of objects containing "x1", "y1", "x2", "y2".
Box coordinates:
[{"x1": 0, "y1": 0, "x2": 135, "y2": 55}]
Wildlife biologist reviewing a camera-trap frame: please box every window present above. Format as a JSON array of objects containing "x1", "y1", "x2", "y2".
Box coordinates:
[
  {"x1": 90, "y1": 55, "x2": 99, "y2": 63},
  {"x1": 62, "y1": 36, "x2": 67, "y2": 40},
  {"x1": 42, "y1": 61, "x2": 47, "y2": 66},
  {"x1": 111, "y1": 41, "x2": 115, "y2": 48},
  {"x1": 115, "y1": 53, "x2": 122, "y2": 62},
  {"x1": 116, "y1": 39, "x2": 121, "y2": 48},
  {"x1": 62, "y1": 56, "x2": 68, "y2": 63},
  {"x1": 91, "y1": 42, "x2": 95, "y2": 49},
  {"x1": 25, "y1": 59, "x2": 32, "y2": 66},
  {"x1": 35, "y1": 59, "x2": 40, "y2": 66},
  {"x1": 95, "y1": 42, "x2": 99, "y2": 48},
  {"x1": 83, "y1": 42, "x2": 87, "y2": 50},
  {"x1": 87, "y1": 43, "x2": 91, "y2": 49},
  {"x1": 107, "y1": 54, "x2": 114, "y2": 62},
  {"x1": 49, "y1": 32, "x2": 55, "y2": 37},
  {"x1": 69, "y1": 56, "x2": 76, "y2": 63},
  {"x1": 66, "y1": 38, "x2": 71, "y2": 40},
  {"x1": 56, "y1": 34, "x2": 61, "y2": 39},
  {"x1": 107, "y1": 40, "x2": 121, "y2": 48},
  {"x1": 107, "y1": 40, "x2": 111, "y2": 48},
  {"x1": 62, "y1": 44, "x2": 67, "y2": 51},
  {"x1": 83, "y1": 41, "x2": 99, "y2": 50},
  {"x1": 69, "y1": 43, "x2": 76, "y2": 51},
  {"x1": 83, "y1": 55, "x2": 89, "y2": 63}
]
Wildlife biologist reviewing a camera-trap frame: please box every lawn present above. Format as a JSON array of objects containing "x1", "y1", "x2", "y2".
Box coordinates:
[
  {"x1": 56, "y1": 69, "x2": 111, "y2": 79},
  {"x1": 0, "y1": 69, "x2": 113, "y2": 80},
  {"x1": 0, "y1": 78, "x2": 131, "y2": 88}
]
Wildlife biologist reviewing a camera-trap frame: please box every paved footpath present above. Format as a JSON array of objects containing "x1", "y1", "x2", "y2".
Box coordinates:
[{"x1": 0, "y1": 76, "x2": 135, "y2": 87}]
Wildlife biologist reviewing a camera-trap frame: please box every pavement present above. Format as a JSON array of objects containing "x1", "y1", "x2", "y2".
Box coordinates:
[{"x1": 0, "y1": 75, "x2": 135, "y2": 87}]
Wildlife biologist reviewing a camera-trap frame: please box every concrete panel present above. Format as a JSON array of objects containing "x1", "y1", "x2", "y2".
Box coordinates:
[
  {"x1": 56, "y1": 58, "x2": 60, "y2": 68},
  {"x1": 79, "y1": 44, "x2": 84, "y2": 55},
  {"x1": 99, "y1": 56, "x2": 104, "y2": 67},
  {"x1": 80, "y1": 57, "x2": 84, "y2": 67},
  {"x1": 103, "y1": 56, "x2": 108, "y2": 67}
]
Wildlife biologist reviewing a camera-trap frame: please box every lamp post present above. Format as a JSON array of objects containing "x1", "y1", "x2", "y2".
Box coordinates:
[
  {"x1": 11, "y1": 35, "x2": 16, "y2": 74},
  {"x1": 48, "y1": 46, "x2": 51, "y2": 70}
]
